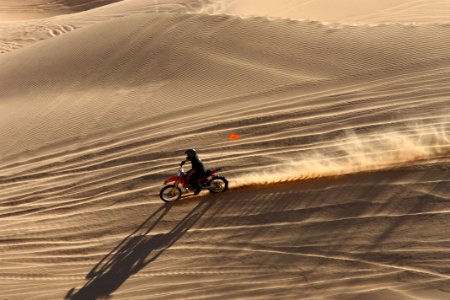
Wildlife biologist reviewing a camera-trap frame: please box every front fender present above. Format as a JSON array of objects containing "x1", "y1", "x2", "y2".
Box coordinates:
[{"x1": 164, "y1": 176, "x2": 179, "y2": 185}]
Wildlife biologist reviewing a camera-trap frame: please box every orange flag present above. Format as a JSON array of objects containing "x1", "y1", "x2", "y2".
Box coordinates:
[{"x1": 229, "y1": 133, "x2": 241, "y2": 140}]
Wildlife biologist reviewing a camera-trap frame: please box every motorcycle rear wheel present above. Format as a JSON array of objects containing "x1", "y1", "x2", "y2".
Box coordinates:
[
  {"x1": 160, "y1": 184, "x2": 182, "y2": 202},
  {"x1": 208, "y1": 177, "x2": 228, "y2": 193}
]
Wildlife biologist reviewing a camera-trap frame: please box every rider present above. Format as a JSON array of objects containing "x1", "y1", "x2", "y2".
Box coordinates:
[{"x1": 181, "y1": 149, "x2": 207, "y2": 195}]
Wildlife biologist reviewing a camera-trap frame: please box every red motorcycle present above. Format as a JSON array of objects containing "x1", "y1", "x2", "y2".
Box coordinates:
[{"x1": 159, "y1": 165, "x2": 228, "y2": 202}]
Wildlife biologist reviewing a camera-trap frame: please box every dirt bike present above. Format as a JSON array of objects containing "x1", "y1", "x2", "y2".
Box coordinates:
[{"x1": 159, "y1": 166, "x2": 228, "y2": 202}]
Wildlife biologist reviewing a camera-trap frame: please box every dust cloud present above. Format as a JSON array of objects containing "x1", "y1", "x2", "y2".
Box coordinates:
[{"x1": 232, "y1": 123, "x2": 450, "y2": 187}]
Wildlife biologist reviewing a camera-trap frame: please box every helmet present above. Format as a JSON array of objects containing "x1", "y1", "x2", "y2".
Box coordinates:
[{"x1": 185, "y1": 149, "x2": 197, "y2": 159}]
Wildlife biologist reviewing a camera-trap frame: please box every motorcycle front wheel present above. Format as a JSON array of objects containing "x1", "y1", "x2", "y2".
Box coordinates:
[
  {"x1": 208, "y1": 177, "x2": 228, "y2": 193},
  {"x1": 160, "y1": 184, "x2": 182, "y2": 202}
]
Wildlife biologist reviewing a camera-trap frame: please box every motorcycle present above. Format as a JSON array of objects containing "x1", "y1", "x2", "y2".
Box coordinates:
[{"x1": 159, "y1": 165, "x2": 228, "y2": 202}]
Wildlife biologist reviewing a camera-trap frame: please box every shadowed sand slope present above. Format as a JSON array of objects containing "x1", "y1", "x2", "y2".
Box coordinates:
[
  {"x1": 0, "y1": 1, "x2": 450, "y2": 299},
  {"x1": 0, "y1": 0, "x2": 123, "y2": 20},
  {"x1": 0, "y1": 0, "x2": 218, "y2": 53}
]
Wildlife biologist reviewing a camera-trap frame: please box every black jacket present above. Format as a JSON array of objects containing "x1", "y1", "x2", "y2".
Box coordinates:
[{"x1": 190, "y1": 156, "x2": 206, "y2": 175}]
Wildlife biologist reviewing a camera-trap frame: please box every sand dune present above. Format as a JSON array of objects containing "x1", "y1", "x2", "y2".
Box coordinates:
[
  {"x1": 0, "y1": 1, "x2": 449, "y2": 299},
  {"x1": 2, "y1": 0, "x2": 450, "y2": 54},
  {"x1": 1, "y1": 13, "x2": 449, "y2": 160}
]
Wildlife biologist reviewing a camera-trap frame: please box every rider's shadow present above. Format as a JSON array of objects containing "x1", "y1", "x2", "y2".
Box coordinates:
[{"x1": 66, "y1": 199, "x2": 215, "y2": 300}]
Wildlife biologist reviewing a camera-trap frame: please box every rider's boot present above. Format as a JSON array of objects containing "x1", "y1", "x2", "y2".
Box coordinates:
[{"x1": 193, "y1": 185, "x2": 201, "y2": 195}]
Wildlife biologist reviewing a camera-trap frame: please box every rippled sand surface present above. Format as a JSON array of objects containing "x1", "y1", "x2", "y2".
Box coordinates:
[{"x1": 1, "y1": 1, "x2": 449, "y2": 299}]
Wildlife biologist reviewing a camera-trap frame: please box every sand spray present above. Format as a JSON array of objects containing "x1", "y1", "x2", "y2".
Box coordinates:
[{"x1": 231, "y1": 122, "x2": 450, "y2": 187}]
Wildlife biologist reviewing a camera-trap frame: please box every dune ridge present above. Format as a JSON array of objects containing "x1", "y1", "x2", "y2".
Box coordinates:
[{"x1": 211, "y1": 0, "x2": 450, "y2": 24}]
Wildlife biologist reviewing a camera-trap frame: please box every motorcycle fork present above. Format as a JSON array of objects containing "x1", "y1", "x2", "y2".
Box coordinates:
[{"x1": 171, "y1": 178, "x2": 180, "y2": 193}]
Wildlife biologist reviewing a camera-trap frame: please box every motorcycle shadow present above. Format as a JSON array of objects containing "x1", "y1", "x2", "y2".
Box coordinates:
[{"x1": 65, "y1": 198, "x2": 216, "y2": 300}]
